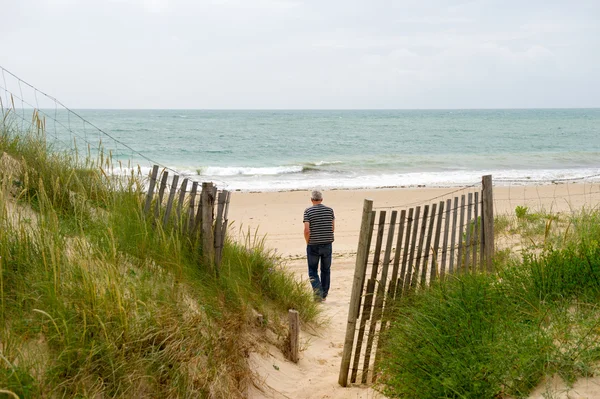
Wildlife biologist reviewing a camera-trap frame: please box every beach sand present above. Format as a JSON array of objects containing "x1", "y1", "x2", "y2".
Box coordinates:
[{"x1": 230, "y1": 183, "x2": 600, "y2": 399}]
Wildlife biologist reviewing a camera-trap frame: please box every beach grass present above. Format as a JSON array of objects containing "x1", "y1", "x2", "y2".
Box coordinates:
[
  {"x1": 377, "y1": 207, "x2": 600, "y2": 398},
  {"x1": 0, "y1": 113, "x2": 319, "y2": 398}
]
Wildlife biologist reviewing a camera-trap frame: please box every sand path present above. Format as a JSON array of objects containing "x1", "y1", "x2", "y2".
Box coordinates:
[
  {"x1": 231, "y1": 185, "x2": 600, "y2": 399},
  {"x1": 247, "y1": 257, "x2": 383, "y2": 399}
]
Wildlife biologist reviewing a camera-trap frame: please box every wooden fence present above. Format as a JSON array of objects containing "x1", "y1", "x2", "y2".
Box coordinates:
[
  {"x1": 339, "y1": 175, "x2": 495, "y2": 387},
  {"x1": 143, "y1": 165, "x2": 231, "y2": 275}
]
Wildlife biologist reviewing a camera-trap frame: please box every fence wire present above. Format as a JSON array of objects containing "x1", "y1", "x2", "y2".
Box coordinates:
[{"x1": 0, "y1": 65, "x2": 227, "y2": 191}]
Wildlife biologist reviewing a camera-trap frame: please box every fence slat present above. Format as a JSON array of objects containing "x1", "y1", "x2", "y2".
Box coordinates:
[
  {"x1": 357, "y1": 211, "x2": 376, "y2": 319},
  {"x1": 431, "y1": 201, "x2": 444, "y2": 282},
  {"x1": 154, "y1": 171, "x2": 169, "y2": 220},
  {"x1": 449, "y1": 197, "x2": 459, "y2": 274},
  {"x1": 143, "y1": 165, "x2": 159, "y2": 215},
  {"x1": 188, "y1": 182, "x2": 198, "y2": 233},
  {"x1": 473, "y1": 191, "x2": 479, "y2": 271},
  {"x1": 214, "y1": 190, "x2": 227, "y2": 270},
  {"x1": 194, "y1": 186, "x2": 204, "y2": 234},
  {"x1": 163, "y1": 174, "x2": 179, "y2": 227},
  {"x1": 480, "y1": 190, "x2": 485, "y2": 270},
  {"x1": 404, "y1": 206, "x2": 421, "y2": 293},
  {"x1": 176, "y1": 178, "x2": 188, "y2": 228},
  {"x1": 482, "y1": 175, "x2": 495, "y2": 271},
  {"x1": 388, "y1": 210, "x2": 406, "y2": 299},
  {"x1": 397, "y1": 208, "x2": 414, "y2": 298},
  {"x1": 465, "y1": 193, "x2": 473, "y2": 273},
  {"x1": 201, "y1": 182, "x2": 215, "y2": 270},
  {"x1": 221, "y1": 191, "x2": 231, "y2": 257},
  {"x1": 411, "y1": 205, "x2": 429, "y2": 289},
  {"x1": 441, "y1": 198, "x2": 451, "y2": 277},
  {"x1": 340, "y1": 199, "x2": 373, "y2": 387},
  {"x1": 421, "y1": 203, "x2": 437, "y2": 287},
  {"x1": 457, "y1": 195, "x2": 466, "y2": 273}
]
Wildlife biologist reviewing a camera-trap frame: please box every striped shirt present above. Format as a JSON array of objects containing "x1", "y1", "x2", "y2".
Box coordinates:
[{"x1": 303, "y1": 204, "x2": 335, "y2": 245}]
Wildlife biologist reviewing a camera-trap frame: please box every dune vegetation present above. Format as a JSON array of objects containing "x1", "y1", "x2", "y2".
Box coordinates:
[
  {"x1": 377, "y1": 203, "x2": 600, "y2": 398},
  {"x1": 0, "y1": 111, "x2": 319, "y2": 398}
]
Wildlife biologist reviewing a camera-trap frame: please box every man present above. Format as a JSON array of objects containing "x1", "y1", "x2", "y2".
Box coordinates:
[{"x1": 303, "y1": 190, "x2": 335, "y2": 302}]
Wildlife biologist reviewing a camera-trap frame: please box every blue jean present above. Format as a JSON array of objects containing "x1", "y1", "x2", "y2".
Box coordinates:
[{"x1": 307, "y1": 243, "x2": 332, "y2": 299}]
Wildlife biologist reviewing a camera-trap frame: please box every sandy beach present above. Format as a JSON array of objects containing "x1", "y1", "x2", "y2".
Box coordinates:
[{"x1": 230, "y1": 183, "x2": 600, "y2": 399}]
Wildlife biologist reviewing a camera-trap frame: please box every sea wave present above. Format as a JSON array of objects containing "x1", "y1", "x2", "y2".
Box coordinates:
[{"x1": 197, "y1": 165, "x2": 304, "y2": 176}]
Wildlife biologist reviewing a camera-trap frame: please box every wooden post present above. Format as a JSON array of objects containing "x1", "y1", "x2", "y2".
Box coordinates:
[
  {"x1": 356, "y1": 211, "x2": 376, "y2": 319},
  {"x1": 431, "y1": 201, "x2": 444, "y2": 282},
  {"x1": 449, "y1": 197, "x2": 459, "y2": 274},
  {"x1": 457, "y1": 195, "x2": 466, "y2": 273},
  {"x1": 214, "y1": 190, "x2": 227, "y2": 270},
  {"x1": 194, "y1": 190, "x2": 203, "y2": 234},
  {"x1": 339, "y1": 199, "x2": 373, "y2": 387},
  {"x1": 404, "y1": 206, "x2": 421, "y2": 293},
  {"x1": 143, "y1": 165, "x2": 159, "y2": 215},
  {"x1": 421, "y1": 203, "x2": 436, "y2": 287},
  {"x1": 201, "y1": 182, "x2": 215, "y2": 271},
  {"x1": 176, "y1": 178, "x2": 188, "y2": 228},
  {"x1": 397, "y1": 207, "x2": 414, "y2": 298},
  {"x1": 221, "y1": 191, "x2": 231, "y2": 251},
  {"x1": 187, "y1": 182, "x2": 198, "y2": 232},
  {"x1": 480, "y1": 190, "x2": 485, "y2": 270},
  {"x1": 482, "y1": 175, "x2": 495, "y2": 272},
  {"x1": 288, "y1": 309, "x2": 300, "y2": 363},
  {"x1": 441, "y1": 199, "x2": 451, "y2": 277},
  {"x1": 388, "y1": 210, "x2": 406, "y2": 299},
  {"x1": 473, "y1": 192, "x2": 479, "y2": 271},
  {"x1": 411, "y1": 205, "x2": 429, "y2": 289},
  {"x1": 465, "y1": 193, "x2": 473, "y2": 273},
  {"x1": 163, "y1": 174, "x2": 179, "y2": 227},
  {"x1": 154, "y1": 171, "x2": 168, "y2": 220}
]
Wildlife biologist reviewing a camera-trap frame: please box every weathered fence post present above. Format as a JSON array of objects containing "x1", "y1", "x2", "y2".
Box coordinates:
[
  {"x1": 175, "y1": 178, "x2": 188, "y2": 228},
  {"x1": 154, "y1": 171, "x2": 169, "y2": 220},
  {"x1": 143, "y1": 165, "x2": 159, "y2": 215},
  {"x1": 339, "y1": 199, "x2": 373, "y2": 387},
  {"x1": 163, "y1": 174, "x2": 179, "y2": 227},
  {"x1": 188, "y1": 182, "x2": 198, "y2": 233},
  {"x1": 201, "y1": 182, "x2": 215, "y2": 271},
  {"x1": 214, "y1": 190, "x2": 229, "y2": 271},
  {"x1": 482, "y1": 175, "x2": 495, "y2": 272},
  {"x1": 288, "y1": 309, "x2": 300, "y2": 363}
]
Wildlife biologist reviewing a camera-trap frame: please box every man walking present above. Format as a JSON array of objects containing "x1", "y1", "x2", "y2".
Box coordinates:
[{"x1": 303, "y1": 190, "x2": 335, "y2": 302}]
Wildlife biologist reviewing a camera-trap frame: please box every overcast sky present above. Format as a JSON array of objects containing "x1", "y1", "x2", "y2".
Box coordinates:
[{"x1": 1, "y1": 0, "x2": 599, "y2": 109}]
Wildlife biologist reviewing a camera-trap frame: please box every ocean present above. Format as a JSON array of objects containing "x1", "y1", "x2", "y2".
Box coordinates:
[{"x1": 23, "y1": 109, "x2": 600, "y2": 191}]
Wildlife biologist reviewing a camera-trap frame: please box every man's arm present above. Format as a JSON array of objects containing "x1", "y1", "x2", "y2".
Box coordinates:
[
  {"x1": 304, "y1": 221, "x2": 310, "y2": 244},
  {"x1": 332, "y1": 219, "x2": 335, "y2": 232}
]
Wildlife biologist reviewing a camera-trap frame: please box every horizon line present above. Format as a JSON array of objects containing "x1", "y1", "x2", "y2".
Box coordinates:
[{"x1": 14, "y1": 107, "x2": 600, "y2": 111}]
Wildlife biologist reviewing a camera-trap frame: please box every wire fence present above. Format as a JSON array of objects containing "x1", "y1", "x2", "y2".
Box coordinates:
[{"x1": 0, "y1": 65, "x2": 221, "y2": 190}]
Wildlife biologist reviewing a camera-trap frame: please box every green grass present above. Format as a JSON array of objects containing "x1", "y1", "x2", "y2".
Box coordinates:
[
  {"x1": 0, "y1": 113, "x2": 319, "y2": 398},
  {"x1": 377, "y1": 208, "x2": 600, "y2": 398}
]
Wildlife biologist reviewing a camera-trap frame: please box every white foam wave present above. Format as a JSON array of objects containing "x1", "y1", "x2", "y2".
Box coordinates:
[
  {"x1": 313, "y1": 160, "x2": 343, "y2": 166},
  {"x1": 199, "y1": 165, "x2": 304, "y2": 176},
  {"x1": 216, "y1": 168, "x2": 600, "y2": 192}
]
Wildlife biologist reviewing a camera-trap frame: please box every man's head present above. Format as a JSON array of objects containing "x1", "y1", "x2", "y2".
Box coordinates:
[{"x1": 311, "y1": 190, "x2": 323, "y2": 202}]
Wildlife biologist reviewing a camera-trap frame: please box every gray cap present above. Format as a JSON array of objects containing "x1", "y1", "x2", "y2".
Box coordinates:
[{"x1": 311, "y1": 190, "x2": 323, "y2": 201}]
